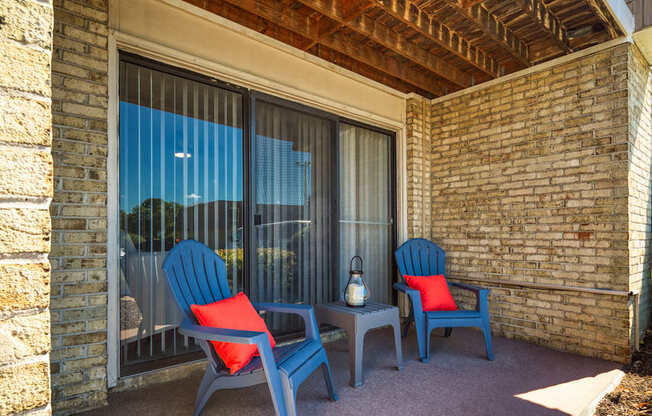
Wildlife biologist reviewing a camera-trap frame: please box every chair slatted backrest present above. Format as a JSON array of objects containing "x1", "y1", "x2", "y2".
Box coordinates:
[
  {"x1": 162, "y1": 240, "x2": 232, "y2": 321},
  {"x1": 395, "y1": 238, "x2": 446, "y2": 279}
]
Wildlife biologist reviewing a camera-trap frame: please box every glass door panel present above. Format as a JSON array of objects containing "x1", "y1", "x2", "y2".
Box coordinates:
[
  {"x1": 118, "y1": 59, "x2": 244, "y2": 375},
  {"x1": 253, "y1": 99, "x2": 336, "y2": 333},
  {"x1": 339, "y1": 123, "x2": 393, "y2": 303}
]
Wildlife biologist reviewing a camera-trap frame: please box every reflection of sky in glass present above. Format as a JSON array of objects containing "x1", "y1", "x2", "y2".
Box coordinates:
[
  {"x1": 120, "y1": 102, "x2": 312, "y2": 211},
  {"x1": 120, "y1": 101, "x2": 243, "y2": 211}
]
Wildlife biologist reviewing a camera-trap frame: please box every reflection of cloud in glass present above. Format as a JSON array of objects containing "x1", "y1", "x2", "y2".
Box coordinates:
[{"x1": 188, "y1": 193, "x2": 201, "y2": 200}]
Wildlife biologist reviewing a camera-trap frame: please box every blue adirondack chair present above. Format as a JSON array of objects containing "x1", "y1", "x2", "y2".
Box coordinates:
[
  {"x1": 394, "y1": 238, "x2": 494, "y2": 362},
  {"x1": 161, "y1": 240, "x2": 337, "y2": 416}
]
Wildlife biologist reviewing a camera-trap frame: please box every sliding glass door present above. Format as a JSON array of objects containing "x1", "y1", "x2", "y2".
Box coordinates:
[
  {"x1": 253, "y1": 98, "x2": 336, "y2": 333},
  {"x1": 339, "y1": 123, "x2": 394, "y2": 304},
  {"x1": 117, "y1": 54, "x2": 395, "y2": 376},
  {"x1": 118, "y1": 56, "x2": 245, "y2": 374}
]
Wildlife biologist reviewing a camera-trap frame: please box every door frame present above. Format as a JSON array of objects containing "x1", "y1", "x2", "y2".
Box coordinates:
[{"x1": 107, "y1": 30, "x2": 407, "y2": 387}]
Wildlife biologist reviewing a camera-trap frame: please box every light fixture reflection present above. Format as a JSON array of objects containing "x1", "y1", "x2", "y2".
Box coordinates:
[{"x1": 174, "y1": 152, "x2": 192, "y2": 159}]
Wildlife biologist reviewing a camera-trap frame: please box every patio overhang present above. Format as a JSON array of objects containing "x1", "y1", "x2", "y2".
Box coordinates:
[{"x1": 181, "y1": 0, "x2": 632, "y2": 98}]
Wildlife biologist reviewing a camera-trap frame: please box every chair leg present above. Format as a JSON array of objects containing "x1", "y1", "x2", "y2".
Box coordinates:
[
  {"x1": 281, "y1": 377, "x2": 297, "y2": 416},
  {"x1": 414, "y1": 318, "x2": 427, "y2": 363},
  {"x1": 424, "y1": 327, "x2": 432, "y2": 363},
  {"x1": 482, "y1": 324, "x2": 494, "y2": 361},
  {"x1": 193, "y1": 367, "x2": 217, "y2": 416},
  {"x1": 391, "y1": 314, "x2": 404, "y2": 370},
  {"x1": 402, "y1": 310, "x2": 413, "y2": 338},
  {"x1": 320, "y1": 358, "x2": 338, "y2": 401},
  {"x1": 444, "y1": 328, "x2": 453, "y2": 337}
]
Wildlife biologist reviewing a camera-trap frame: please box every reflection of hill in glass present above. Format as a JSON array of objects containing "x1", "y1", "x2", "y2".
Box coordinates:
[
  {"x1": 121, "y1": 198, "x2": 310, "y2": 253},
  {"x1": 121, "y1": 198, "x2": 244, "y2": 251}
]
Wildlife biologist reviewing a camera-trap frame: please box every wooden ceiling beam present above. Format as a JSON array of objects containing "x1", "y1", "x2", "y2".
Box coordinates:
[
  {"x1": 461, "y1": 0, "x2": 486, "y2": 7},
  {"x1": 373, "y1": 0, "x2": 501, "y2": 78},
  {"x1": 514, "y1": 0, "x2": 572, "y2": 53},
  {"x1": 441, "y1": 0, "x2": 530, "y2": 68},
  {"x1": 294, "y1": 0, "x2": 473, "y2": 88},
  {"x1": 583, "y1": 0, "x2": 619, "y2": 38},
  {"x1": 303, "y1": 1, "x2": 375, "y2": 51},
  {"x1": 206, "y1": 0, "x2": 447, "y2": 96}
]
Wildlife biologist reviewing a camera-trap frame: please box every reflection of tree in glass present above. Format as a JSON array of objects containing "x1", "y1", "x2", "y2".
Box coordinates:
[
  {"x1": 216, "y1": 248, "x2": 296, "y2": 297},
  {"x1": 120, "y1": 198, "x2": 184, "y2": 251}
]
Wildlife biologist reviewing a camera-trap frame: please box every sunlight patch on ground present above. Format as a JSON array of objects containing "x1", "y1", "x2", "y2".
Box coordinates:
[{"x1": 514, "y1": 369, "x2": 624, "y2": 416}]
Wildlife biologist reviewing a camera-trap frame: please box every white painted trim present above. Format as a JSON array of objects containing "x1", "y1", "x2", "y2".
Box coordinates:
[
  {"x1": 158, "y1": 0, "x2": 407, "y2": 101},
  {"x1": 604, "y1": 0, "x2": 635, "y2": 36},
  {"x1": 430, "y1": 37, "x2": 632, "y2": 105},
  {"x1": 112, "y1": 31, "x2": 404, "y2": 132},
  {"x1": 106, "y1": 32, "x2": 120, "y2": 388}
]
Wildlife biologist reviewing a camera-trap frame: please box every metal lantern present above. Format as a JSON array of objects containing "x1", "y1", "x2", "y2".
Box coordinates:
[{"x1": 344, "y1": 256, "x2": 369, "y2": 307}]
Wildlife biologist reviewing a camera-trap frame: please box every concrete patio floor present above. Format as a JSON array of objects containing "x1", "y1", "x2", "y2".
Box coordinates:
[{"x1": 83, "y1": 328, "x2": 623, "y2": 416}]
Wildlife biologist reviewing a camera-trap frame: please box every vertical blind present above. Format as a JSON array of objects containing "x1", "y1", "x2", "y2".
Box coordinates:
[
  {"x1": 339, "y1": 123, "x2": 393, "y2": 303},
  {"x1": 118, "y1": 56, "x2": 394, "y2": 376},
  {"x1": 253, "y1": 100, "x2": 336, "y2": 333},
  {"x1": 119, "y1": 60, "x2": 244, "y2": 374}
]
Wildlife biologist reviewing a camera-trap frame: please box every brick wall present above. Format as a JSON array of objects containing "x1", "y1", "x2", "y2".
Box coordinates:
[
  {"x1": 0, "y1": 0, "x2": 54, "y2": 415},
  {"x1": 628, "y1": 44, "x2": 652, "y2": 346},
  {"x1": 50, "y1": 0, "x2": 109, "y2": 413},
  {"x1": 405, "y1": 94, "x2": 432, "y2": 240},
  {"x1": 426, "y1": 43, "x2": 635, "y2": 363}
]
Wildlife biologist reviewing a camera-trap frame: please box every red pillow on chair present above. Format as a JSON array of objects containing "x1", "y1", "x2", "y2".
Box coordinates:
[
  {"x1": 403, "y1": 275, "x2": 458, "y2": 312},
  {"x1": 191, "y1": 292, "x2": 276, "y2": 374}
]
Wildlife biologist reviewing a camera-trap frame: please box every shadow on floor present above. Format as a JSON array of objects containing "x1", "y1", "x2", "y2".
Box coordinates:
[{"x1": 82, "y1": 328, "x2": 622, "y2": 416}]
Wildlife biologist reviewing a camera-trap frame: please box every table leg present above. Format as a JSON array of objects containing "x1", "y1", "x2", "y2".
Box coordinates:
[
  {"x1": 348, "y1": 329, "x2": 365, "y2": 388},
  {"x1": 391, "y1": 314, "x2": 404, "y2": 370}
]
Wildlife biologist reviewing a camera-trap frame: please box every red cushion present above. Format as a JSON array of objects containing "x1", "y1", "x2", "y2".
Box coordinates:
[
  {"x1": 191, "y1": 292, "x2": 276, "y2": 374},
  {"x1": 404, "y1": 275, "x2": 458, "y2": 312}
]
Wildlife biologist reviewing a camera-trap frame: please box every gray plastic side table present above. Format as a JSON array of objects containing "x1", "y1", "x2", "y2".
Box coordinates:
[{"x1": 315, "y1": 301, "x2": 403, "y2": 388}]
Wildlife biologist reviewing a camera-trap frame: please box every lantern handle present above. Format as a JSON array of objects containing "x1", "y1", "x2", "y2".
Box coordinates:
[{"x1": 350, "y1": 255, "x2": 363, "y2": 272}]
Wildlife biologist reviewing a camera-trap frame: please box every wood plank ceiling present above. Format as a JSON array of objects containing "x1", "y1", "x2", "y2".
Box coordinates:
[{"x1": 184, "y1": 0, "x2": 623, "y2": 98}]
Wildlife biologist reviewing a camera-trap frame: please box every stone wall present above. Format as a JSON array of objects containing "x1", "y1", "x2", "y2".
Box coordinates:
[
  {"x1": 50, "y1": 0, "x2": 109, "y2": 413},
  {"x1": 628, "y1": 44, "x2": 652, "y2": 346},
  {"x1": 423, "y1": 43, "x2": 637, "y2": 363},
  {"x1": 0, "y1": 0, "x2": 54, "y2": 415}
]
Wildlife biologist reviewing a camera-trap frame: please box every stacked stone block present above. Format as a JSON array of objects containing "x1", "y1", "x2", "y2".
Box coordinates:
[
  {"x1": 50, "y1": 0, "x2": 109, "y2": 413},
  {"x1": 0, "y1": 0, "x2": 54, "y2": 414}
]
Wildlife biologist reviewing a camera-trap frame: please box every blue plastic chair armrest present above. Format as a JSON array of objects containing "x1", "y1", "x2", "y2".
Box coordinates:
[
  {"x1": 254, "y1": 303, "x2": 320, "y2": 340},
  {"x1": 178, "y1": 318, "x2": 268, "y2": 344},
  {"x1": 448, "y1": 282, "x2": 490, "y2": 312},
  {"x1": 393, "y1": 282, "x2": 424, "y2": 316}
]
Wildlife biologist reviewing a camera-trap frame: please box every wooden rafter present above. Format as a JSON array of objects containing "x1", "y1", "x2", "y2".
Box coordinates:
[
  {"x1": 514, "y1": 0, "x2": 571, "y2": 53},
  {"x1": 303, "y1": 1, "x2": 375, "y2": 51},
  {"x1": 373, "y1": 0, "x2": 500, "y2": 78},
  {"x1": 205, "y1": 0, "x2": 447, "y2": 96},
  {"x1": 442, "y1": 0, "x2": 530, "y2": 68},
  {"x1": 583, "y1": 0, "x2": 619, "y2": 38},
  {"x1": 294, "y1": 0, "x2": 473, "y2": 88},
  {"x1": 461, "y1": 0, "x2": 486, "y2": 7}
]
